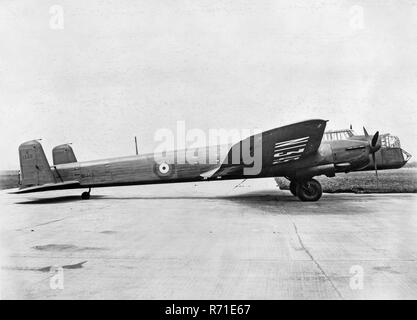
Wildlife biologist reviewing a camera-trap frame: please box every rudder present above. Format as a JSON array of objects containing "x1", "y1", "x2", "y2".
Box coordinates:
[{"x1": 52, "y1": 144, "x2": 77, "y2": 165}]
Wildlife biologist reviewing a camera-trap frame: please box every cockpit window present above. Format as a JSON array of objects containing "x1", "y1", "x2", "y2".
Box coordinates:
[
  {"x1": 323, "y1": 129, "x2": 355, "y2": 141},
  {"x1": 381, "y1": 134, "x2": 401, "y2": 148}
]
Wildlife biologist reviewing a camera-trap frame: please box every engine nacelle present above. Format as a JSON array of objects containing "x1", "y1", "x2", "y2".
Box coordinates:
[{"x1": 295, "y1": 164, "x2": 336, "y2": 179}]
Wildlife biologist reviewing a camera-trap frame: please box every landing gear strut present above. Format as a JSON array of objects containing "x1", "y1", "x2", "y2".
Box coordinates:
[
  {"x1": 81, "y1": 188, "x2": 91, "y2": 200},
  {"x1": 289, "y1": 180, "x2": 297, "y2": 196},
  {"x1": 289, "y1": 179, "x2": 322, "y2": 202}
]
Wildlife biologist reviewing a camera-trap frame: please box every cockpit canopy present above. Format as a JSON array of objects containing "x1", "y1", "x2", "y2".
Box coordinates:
[
  {"x1": 323, "y1": 129, "x2": 403, "y2": 149},
  {"x1": 380, "y1": 134, "x2": 401, "y2": 148}
]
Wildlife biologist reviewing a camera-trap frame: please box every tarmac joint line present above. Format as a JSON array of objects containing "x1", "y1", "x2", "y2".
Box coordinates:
[{"x1": 292, "y1": 222, "x2": 344, "y2": 300}]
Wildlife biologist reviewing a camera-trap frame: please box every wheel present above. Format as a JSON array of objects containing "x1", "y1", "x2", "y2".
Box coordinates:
[
  {"x1": 296, "y1": 179, "x2": 322, "y2": 202},
  {"x1": 289, "y1": 180, "x2": 297, "y2": 196},
  {"x1": 81, "y1": 191, "x2": 90, "y2": 200}
]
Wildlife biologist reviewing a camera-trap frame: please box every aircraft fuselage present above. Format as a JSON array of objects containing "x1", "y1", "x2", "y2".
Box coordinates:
[{"x1": 48, "y1": 139, "x2": 391, "y2": 190}]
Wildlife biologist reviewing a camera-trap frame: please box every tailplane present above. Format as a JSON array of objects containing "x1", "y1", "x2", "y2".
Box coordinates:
[{"x1": 19, "y1": 140, "x2": 56, "y2": 188}]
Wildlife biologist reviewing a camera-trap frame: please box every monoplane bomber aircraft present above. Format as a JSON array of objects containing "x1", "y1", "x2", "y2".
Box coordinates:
[{"x1": 13, "y1": 119, "x2": 411, "y2": 201}]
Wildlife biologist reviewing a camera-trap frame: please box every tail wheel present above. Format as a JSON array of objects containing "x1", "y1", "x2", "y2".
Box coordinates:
[
  {"x1": 81, "y1": 188, "x2": 91, "y2": 200},
  {"x1": 296, "y1": 179, "x2": 322, "y2": 202},
  {"x1": 289, "y1": 180, "x2": 297, "y2": 196},
  {"x1": 81, "y1": 192, "x2": 90, "y2": 200}
]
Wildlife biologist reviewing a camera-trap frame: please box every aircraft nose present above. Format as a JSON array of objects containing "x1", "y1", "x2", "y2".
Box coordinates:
[{"x1": 402, "y1": 149, "x2": 412, "y2": 163}]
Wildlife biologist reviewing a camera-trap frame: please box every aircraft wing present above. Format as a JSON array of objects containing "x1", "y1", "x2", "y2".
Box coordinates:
[
  {"x1": 267, "y1": 119, "x2": 327, "y2": 166},
  {"x1": 200, "y1": 165, "x2": 242, "y2": 179},
  {"x1": 200, "y1": 119, "x2": 327, "y2": 178}
]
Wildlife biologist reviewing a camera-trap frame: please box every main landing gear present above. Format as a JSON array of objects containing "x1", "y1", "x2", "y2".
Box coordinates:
[
  {"x1": 289, "y1": 179, "x2": 322, "y2": 202},
  {"x1": 81, "y1": 188, "x2": 91, "y2": 200}
]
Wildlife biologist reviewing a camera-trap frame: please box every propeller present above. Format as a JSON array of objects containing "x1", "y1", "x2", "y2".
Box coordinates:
[
  {"x1": 372, "y1": 152, "x2": 379, "y2": 189},
  {"x1": 371, "y1": 131, "x2": 379, "y2": 149},
  {"x1": 364, "y1": 127, "x2": 381, "y2": 189}
]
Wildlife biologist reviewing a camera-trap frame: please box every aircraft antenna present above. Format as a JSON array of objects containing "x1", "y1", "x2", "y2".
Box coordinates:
[{"x1": 134, "y1": 136, "x2": 139, "y2": 155}]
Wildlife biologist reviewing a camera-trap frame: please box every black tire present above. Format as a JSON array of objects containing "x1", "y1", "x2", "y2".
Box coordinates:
[
  {"x1": 296, "y1": 179, "x2": 322, "y2": 202},
  {"x1": 289, "y1": 180, "x2": 297, "y2": 196},
  {"x1": 81, "y1": 191, "x2": 90, "y2": 200}
]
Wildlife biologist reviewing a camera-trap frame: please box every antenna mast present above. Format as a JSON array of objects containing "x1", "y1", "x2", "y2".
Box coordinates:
[{"x1": 134, "y1": 136, "x2": 138, "y2": 155}]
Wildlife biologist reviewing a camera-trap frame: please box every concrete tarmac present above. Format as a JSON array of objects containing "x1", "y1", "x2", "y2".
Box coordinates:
[{"x1": 1, "y1": 178, "x2": 417, "y2": 299}]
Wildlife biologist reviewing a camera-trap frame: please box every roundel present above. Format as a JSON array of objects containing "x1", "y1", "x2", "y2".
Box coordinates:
[
  {"x1": 154, "y1": 161, "x2": 174, "y2": 178},
  {"x1": 158, "y1": 162, "x2": 170, "y2": 175}
]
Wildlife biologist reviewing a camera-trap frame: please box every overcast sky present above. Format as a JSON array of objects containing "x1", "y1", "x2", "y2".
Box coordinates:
[{"x1": 0, "y1": 0, "x2": 416, "y2": 169}]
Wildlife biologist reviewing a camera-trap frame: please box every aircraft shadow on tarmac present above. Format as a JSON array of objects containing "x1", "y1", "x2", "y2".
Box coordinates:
[
  {"x1": 15, "y1": 195, "x2": 105, "y2": 204},
  {"x1": 14, "y1": 191, "x2": 345, "y2": 205}
]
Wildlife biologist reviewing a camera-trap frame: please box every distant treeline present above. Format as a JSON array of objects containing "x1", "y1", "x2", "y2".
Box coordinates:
[
  {"x1": 276, "y1": 167, "x2": 417, "y2": 193},
  {"x1": 405, "y1": 161, "x2": 417, "y2": 168},
  {"x1": 0, "y1": 170, "x2": 19, "y2": 190}
]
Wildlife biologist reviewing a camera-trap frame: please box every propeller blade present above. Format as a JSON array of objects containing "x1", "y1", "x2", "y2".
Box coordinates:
[
  {"x1": 371, "y1": 131, "x2": 379, "y2": 147},
  {"x1": 363, "y1": 126, "x2": 369, "y2": 137},
  {"x1": 372, "y1": 152, "x2": 379, "y2": 189}
]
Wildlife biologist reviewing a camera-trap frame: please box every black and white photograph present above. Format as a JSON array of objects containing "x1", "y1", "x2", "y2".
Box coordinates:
[{"x1": 0, "y1": 0, "x2": 416, "y2": 305}]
